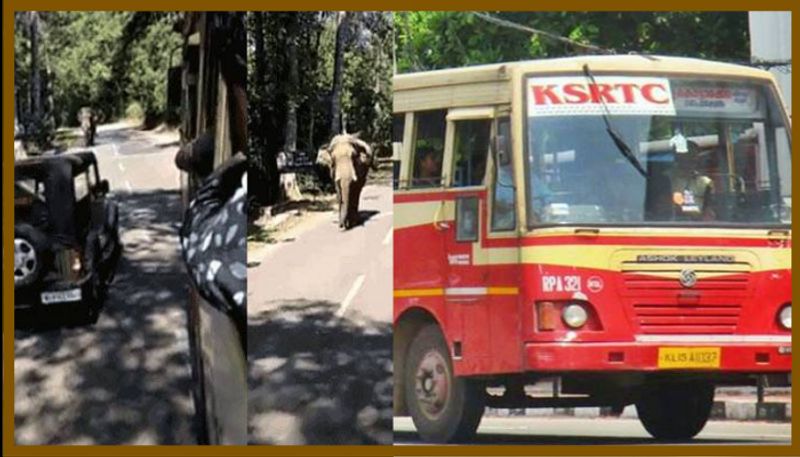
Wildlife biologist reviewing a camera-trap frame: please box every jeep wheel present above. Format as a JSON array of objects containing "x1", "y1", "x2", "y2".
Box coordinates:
[
  {"x1": 14, "y1": 224, "x2": 48, "y2": 287},
  {"x1": 104, "y1": 233, "x2": 123, "y2": 286},
  {"x1": 404, "y1": 324, "x2": 485, "y2": 443}
]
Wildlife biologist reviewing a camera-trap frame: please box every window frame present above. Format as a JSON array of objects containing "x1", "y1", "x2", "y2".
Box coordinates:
[{"x1": 489, "y1": 115, "x2": 517, "y2": 232}]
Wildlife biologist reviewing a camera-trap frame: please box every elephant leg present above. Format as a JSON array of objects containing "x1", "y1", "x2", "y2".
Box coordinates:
[{"x1": 350, "y1": 181, "x2": 364, "y2": 226}]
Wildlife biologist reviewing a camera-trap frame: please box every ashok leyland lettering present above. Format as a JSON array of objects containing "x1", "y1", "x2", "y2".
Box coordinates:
[{"x1": 392, "y1": 56, "x2": 791, "y2": 443}]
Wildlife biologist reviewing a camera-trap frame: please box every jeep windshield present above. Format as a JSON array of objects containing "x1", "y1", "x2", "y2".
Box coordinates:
[{"x1": 526, "y1": 76, "x2": 792, "y2": 227}]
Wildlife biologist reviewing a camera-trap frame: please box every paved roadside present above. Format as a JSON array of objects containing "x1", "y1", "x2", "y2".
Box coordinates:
[{"x1": 247, "y1": 183, "x2": 393, "y2": 444}]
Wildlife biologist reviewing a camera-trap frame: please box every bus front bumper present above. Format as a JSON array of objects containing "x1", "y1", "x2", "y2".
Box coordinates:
[{"x1": 525, "y1": 338, "x2": 792, "y2": 372}]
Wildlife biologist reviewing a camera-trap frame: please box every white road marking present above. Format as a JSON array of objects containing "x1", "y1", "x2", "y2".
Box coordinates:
[
  {"x1": 375, "y1": 211, "x2": 394, "y2": 220},
  {"x1": 117, "y1": 162, "x2": 125, "y2": 172},
  {"x1": 383, "y1": 228, "x2": 393, "y2": 245},
  {"x1": 125, "y1": 181, "x2": 133, "y2": 193},
  {"x1": 112, "y1": 143, "x2": 119, "y2": 156},
  {"x1": 336, "y1": 274, "x2": 365, "y2": 317}
]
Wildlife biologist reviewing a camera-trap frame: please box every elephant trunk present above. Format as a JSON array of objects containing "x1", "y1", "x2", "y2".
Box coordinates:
[{"x1": 337, "y1": 178, "x2": 350, "y2": 229}]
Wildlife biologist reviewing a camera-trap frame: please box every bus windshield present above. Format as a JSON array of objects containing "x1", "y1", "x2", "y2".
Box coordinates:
[{"x1": 526, "y1": 76, "x2": 791, "y2": 227}]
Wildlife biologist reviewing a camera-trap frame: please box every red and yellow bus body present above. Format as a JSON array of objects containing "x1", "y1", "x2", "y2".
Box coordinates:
[{"x1": 393, "y1": 57, "x2": 792, "y2": 417}]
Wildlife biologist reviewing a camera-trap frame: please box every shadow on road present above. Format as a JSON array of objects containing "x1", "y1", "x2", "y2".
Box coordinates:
[
  {"x1": 392, "y1": 430, "x2": 773, "y2": 445},
  {"x1": 270, "y1": 198, "x2": 337, "y2": 216},
  {"x1": 248, "y1": 300, "x2": 392, "y2": 445},
  {"x1": 156, "y1": 140, "x2": 180, "y2": 149},
  {"x1": 355, "y1": 210, "x2": 380, "y2": 227},
  {"x1": 14, "y1": 189, "x2": 194, "y2": 444}
]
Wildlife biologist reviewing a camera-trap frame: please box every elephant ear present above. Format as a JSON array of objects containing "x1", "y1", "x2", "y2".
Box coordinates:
[
  {"x1": 316, "y1": 146, "x2": 332, "y2": 168},
  {"x1": 350, "y1": 137, "x2": 374, "y2": 168},
  {"x1": 350, "y1": 137, "x2": 372, "y2": 158}
]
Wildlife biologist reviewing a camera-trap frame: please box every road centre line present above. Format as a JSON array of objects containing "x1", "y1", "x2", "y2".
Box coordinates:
[{"x1": 336, "y1": 274, "x2": 365, "y2": 317}]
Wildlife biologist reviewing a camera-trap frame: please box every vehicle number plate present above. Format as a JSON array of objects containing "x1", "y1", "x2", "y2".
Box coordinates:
[
  {"x1": 658, "y1": 347, "x2": 721, "y2": 369},
  {"x1": 41, "y1": 289, "x2": 82, "y2": 305}
]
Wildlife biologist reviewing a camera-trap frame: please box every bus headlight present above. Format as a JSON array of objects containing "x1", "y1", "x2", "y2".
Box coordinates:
[
  {"x1": 562, "y1": 304, "x2": 588, "y2": 328},
  {"x1": 778, "y1": 305, "x2": 791, "y2": 330}
]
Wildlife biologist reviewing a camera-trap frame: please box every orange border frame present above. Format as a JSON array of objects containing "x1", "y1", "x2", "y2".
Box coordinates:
[{"x1": 3, "y1": 2, "x2": 797, "y2": 456}]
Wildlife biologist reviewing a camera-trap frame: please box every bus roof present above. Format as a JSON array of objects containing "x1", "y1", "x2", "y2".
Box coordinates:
[{"x1": 393, "y1": 55, "x2": 775, "y2": 92}]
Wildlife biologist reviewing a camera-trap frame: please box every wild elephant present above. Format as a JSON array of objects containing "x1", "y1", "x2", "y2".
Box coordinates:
[
  {"x1": 78, "y1": 107, "x2": 98, "y2": 147},
  {"x1": 316, "y1": 133, "x2": 374, "y2": 230}
]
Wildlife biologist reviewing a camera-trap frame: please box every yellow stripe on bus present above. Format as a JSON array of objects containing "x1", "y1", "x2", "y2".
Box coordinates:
[
  {"x1": 486, "y1": 287, "x2": 520, "y2": 295},
  {"x1": 394, "y1": 288, "x2": 444, "y2": 298}
]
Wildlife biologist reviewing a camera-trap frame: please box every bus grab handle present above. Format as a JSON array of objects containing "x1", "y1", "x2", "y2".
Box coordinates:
[{"x1": 433, "y1": 202, "x2": 450, "y2": 230}]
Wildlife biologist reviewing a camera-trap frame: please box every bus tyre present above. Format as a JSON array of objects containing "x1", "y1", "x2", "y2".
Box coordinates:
[
  {"x1": 405, "y1": 325, "x2": 485, "y2": 443},
  {"x1": 636, "y1": 380, "x2": 715, "y2": 440}
]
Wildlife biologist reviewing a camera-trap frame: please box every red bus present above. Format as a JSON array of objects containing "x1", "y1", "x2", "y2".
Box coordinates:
[{"x1": 392, "y1": 56, "x2": 792, "y2": 442}]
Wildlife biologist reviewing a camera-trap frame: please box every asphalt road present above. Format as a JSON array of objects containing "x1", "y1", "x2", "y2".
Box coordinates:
[
  {"x1": 393, "y1": 416, "x2": 792, "y2": 445},
  {"x1": 247, "y1": 183, "x2": 393, "y2": 445},
  {"x1": 14, "y1": 123, "x2": 194, "y2": 444}
]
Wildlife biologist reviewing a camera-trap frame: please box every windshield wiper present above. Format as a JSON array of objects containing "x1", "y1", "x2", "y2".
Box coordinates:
[{"x1": 582, "y1": 64, "x2": 647, "y2": 178}]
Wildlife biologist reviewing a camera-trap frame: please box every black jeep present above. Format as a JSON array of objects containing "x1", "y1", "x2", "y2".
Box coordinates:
[{"x1": 14, "y1": 151, "x2": 122, "y2": 325}]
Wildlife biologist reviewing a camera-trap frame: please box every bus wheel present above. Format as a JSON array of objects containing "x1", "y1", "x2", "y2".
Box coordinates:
[
  {"x1": 636, "y1": 380, "x2": 715, "y2": 440},
  {"x1": 404, "y1": 324, "x2": 485, "y2": 443}
]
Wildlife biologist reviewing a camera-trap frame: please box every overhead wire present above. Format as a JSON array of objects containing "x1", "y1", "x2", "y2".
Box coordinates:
[
  {"x1": 472, "y1": 12, "x2": 791, "y2": 73},
  {"x1": 472, "y1": 12, "x2": 615, "y2": 55}
]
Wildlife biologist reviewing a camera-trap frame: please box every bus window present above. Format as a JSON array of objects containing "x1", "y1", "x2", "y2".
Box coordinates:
[
  {"x1": 456, "y1": 196, "x2": 480, "y2": 241},
  {"x1": 411, "y1": 110, "x2": 446, "y2": 188},
  {"x1": 491, "y1": 117, "x2": 515, "y2": 231},
  {"x1": 451, "y1": 119, "x2": 491, "y2": 187}
]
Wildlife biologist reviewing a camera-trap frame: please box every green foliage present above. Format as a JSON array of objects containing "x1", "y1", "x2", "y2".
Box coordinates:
[
  {"x1": 248, "y1": 12, "x2": 393, "y2": 205},
  {"x1": 395, "y1": 12, "x2": 751, "y2": 73},
  {"x1": 112, "y1": 14, "x2": 182, "y2": 127},
  {"x1": 341, "y1": 16, "x2": 394, "y2": 155},
  {"x1": 125, "y1": 101, "x2": 145, "y2": 121},
  {"x1": 14, "y1": 11, "x2": 181, "y2": 135},
  {"x1": 43, "y1": 12, "x2": 128, "y2": 126}
]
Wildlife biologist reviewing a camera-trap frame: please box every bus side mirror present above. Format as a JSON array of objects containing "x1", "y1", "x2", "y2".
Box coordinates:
[{"x1": 494, "y1": 116, "x2": 512, "y2": 167}]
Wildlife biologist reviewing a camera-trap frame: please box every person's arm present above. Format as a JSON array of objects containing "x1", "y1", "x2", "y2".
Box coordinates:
[
  {"x1": 701, "y1": 179, "x2": 716, "y2": 221},
  {"x1": 175, "y1": 130, "x2": 216, "y2": 177}
]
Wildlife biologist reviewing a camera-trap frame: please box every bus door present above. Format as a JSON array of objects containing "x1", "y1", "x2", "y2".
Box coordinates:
[
  {"x1": 403, "y1": 110, "x2": 448, "y2": 291},
  {"x1": 483, "y1": 114, "x2": 523, "y2": 373},
  {"x1": 441, "y1": 108, "x2": 495, "y2": 373}
]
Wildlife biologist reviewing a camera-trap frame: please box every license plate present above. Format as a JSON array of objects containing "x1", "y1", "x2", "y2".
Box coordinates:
[
  {"x1": 41, "y1": 289, "x2": 82, "y2": 305},
  {"x1": 658, "y1": 347, "x2": 721, "y2": 369}
]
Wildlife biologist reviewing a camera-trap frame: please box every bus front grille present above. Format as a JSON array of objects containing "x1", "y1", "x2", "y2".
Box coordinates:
[{"x1": 633, "y1": 302, "x2": 742, "y2": 334}]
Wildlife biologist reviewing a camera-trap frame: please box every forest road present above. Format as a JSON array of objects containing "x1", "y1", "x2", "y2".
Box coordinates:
[
  {"x1": 14, "y1": 123, "x2": 195, "y2": 445},
  {"x1": 247, "y1": 182, "x2": 393, "y2": 444}
]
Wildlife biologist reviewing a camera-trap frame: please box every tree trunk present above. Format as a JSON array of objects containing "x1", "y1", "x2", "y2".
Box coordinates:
[
  {"x1": 29, "y1": 12, "x2": 42, "y2": 120},
  {"x1": 280, "y1": 173, "x2": 303, "y2": 201},
  {"x1": 329, "y1": 12, "x2": 349, "y2": 138},
  {"x1": 283, "y1": 15, "x2": 299, "y2": 154},
  {"x1": 254, "y1": 13, "x2": 266, "y2": 98},
  {"x1": 255, "y1": 13, "x2": 280, "y2": 205}
]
